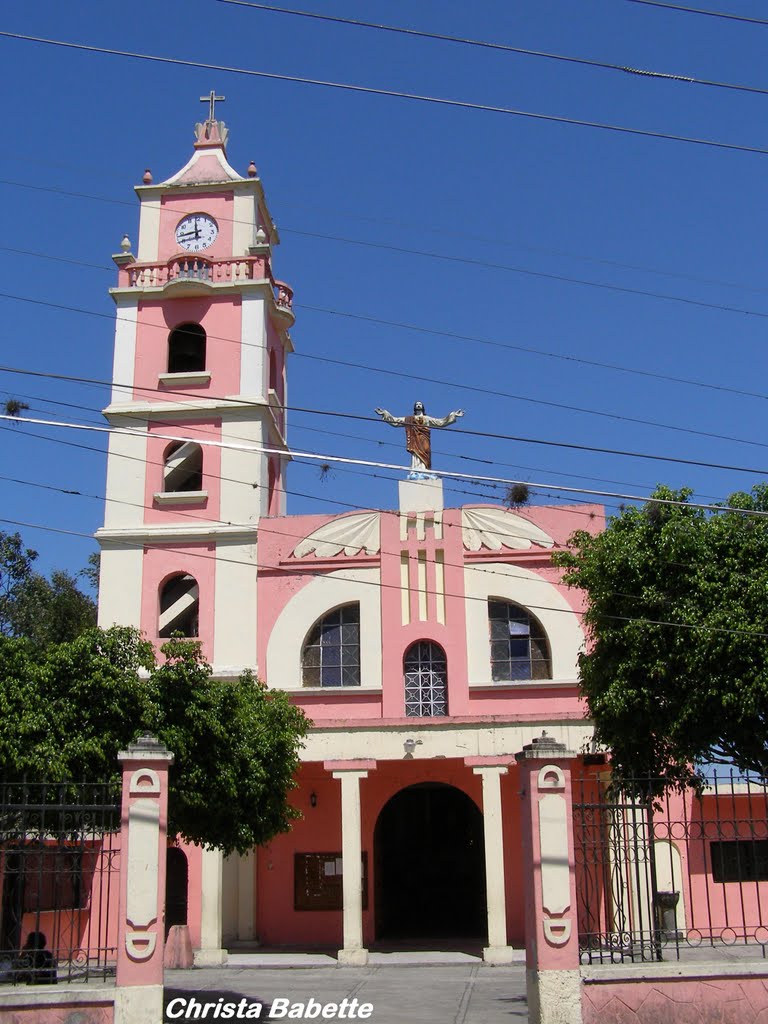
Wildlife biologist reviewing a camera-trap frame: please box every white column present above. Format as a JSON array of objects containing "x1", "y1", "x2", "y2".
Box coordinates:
[
  {"x1": 474, "y1": 765, "x2": 516, "y2": 964},
  {"x1": 333, "y1": 769, "x2": 369, "y2": 965},
  {"x1": 238, "y1": 849, "x2": 256, "y2": 941},
  {"x1": 195, "y1": 847, "x2": 227, "y2": 965}
]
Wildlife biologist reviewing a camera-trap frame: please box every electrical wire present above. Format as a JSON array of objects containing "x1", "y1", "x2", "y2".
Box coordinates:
[
  {"x1": 625, "y1": 0, "x2": 768, "y2": 26},
  {"x1": 5, "y1": 235, "x2": 768, "y2": 406},
  {"x1": 0, "y1": 274, "x2": 766, "y2": 457},
  {"x1": 4, "y1": 383, "x2": 684, "y2": 496},
  {"x1": 0, "y1": 415, "x2": 751, "y2": 602},
  {"x1": 1, "y1": 30, "x2": 768, "y2": 156},
  {"x1": 217, "y1": 0, "x2": 768, "y2": 98},
  {"x1": 1, "y1": 359, "x2": 767, "y2": 476},
  {"x1": 4, "y1": 411, "x2": 768, "y2": 517},
  {"x1": 9, "y1": 175, "x2": 768, "y2": 329}
]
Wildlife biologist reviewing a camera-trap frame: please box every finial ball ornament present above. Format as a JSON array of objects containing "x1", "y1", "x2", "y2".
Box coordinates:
[
  {"x1": 120, "y1": 235, "x2": 131, "y2": 253},
  {"x1": 248, "y1": 160, "x2": 258, "y2": 178},
  {"x1": 143, "y1": 169, "x2": 153, "y2": 184}
]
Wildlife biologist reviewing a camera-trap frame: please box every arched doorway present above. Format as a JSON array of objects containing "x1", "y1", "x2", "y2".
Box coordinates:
[{"x1": 374, "y1": 783, "x2": 486, "y2": 941}]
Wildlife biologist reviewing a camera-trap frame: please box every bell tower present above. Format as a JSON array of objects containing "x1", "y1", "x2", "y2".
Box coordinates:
[{"x1": 96, "y1": 97, "x2": 294, "y2": 672}]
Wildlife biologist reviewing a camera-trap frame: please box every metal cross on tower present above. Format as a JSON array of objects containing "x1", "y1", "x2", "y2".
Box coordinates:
[{"x1": 200, "y1": 90, "x2": 225, "y2": 122}]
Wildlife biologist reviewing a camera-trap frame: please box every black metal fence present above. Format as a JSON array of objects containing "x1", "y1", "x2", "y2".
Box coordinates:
[
  {"x1": 573, "y1": 770, "x2": 768, "y2": 964},
  {"x1": 0, "y1": 780, "x2": 121, "y2": 985}
]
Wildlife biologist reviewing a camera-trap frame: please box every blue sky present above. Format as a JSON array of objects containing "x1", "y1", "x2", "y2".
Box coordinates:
[{"x1": 1, "y1": 0, "x2": 768, "y2": 580}]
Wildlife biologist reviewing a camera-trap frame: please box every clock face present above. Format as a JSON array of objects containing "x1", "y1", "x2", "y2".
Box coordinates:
[{"x1": 175, "y1": 214, "x2": 218, "y2": 252}]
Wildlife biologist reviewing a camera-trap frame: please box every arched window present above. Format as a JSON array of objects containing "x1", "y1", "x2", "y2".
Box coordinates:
[
  {"x1": 163, "y1": 441, "x2": 203, "y2": 492},
  {"x1": 488, "y1": 600, "x2": 551, "y2": 681},
  {"x1": 302, "y1": 604, "x2": 360, "y2": 687},
  {"x1": 404, "y1": 641, "x2": 447, "y2": 717},
  {"x1": 159, "y1": 574, "x2": 199, "y2": 638},
  {"x1": 167, "y1": 323, "x2": 206, "y2": 374}
]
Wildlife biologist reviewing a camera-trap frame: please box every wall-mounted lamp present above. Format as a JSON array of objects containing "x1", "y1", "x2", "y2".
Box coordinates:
[
  {"x1": 403, "y1": 738, "x2": 423, "y2": 758},
  {"x1": 309, "y1": 791, "x2": 318, "y2": 808}
]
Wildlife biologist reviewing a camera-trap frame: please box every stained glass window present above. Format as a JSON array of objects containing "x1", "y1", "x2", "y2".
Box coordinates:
[
  {"x1": 488, "y1": 600, "x2": 551, "y2": 681},
  {"x1": 302, "y1": 604, "x2": 361, "y2": 687}
]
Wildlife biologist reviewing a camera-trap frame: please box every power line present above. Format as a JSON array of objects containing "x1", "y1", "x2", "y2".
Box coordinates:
[
  {"x1": 217, "y1": 0, "x2": 768, "y2": 98},
  {"x1": 0, "y1": 257, "x2": 767, "y2": 454},
  {"x1": 8, "y1": 175, "x2": 768, "y2": 326},
  {"x1": 5, "y1": 233, "x2": 768, "y2": 405},
  {"x1": 2, "y1": 360, "x2": 768, "y2": 476},
  {"x1": 4, "y1": 383, "x2": 682, "y2": 496},
  {"x1": 300, "y1": 305, "x2": 768, "y2": 403},
  {"x1": 0, "y1": 414, "x2": 746, "y2": 599},
  {"x1": 625, "y1": 0, "x2": 768, "y2": 26},
  {"x1": 2, "y1": 30, "x2": 768, "y2": 156},
  {"x1": 4, "y1": 411, "x2": 768, "y2": 516}
]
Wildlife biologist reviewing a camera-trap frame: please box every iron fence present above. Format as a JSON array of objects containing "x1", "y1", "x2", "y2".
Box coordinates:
[
  {"x1": 573, "y1": 770, "x2": 768, "y2": 964},
  {"x1": 0, "y1": 780, "x2": 121, "y2": 985}
]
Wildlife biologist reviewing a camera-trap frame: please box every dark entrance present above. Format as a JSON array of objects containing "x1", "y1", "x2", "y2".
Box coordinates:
[
  {"x1": 374, "y1": 783, "x2": 486, "y2": 941},
  {"x1": 165, "y1": 847, "x2": 189, "y2": 936}
]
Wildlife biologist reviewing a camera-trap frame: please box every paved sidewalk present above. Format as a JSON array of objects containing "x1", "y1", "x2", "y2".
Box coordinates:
[{"x1": 165, "y1": 963, "x2": 528, "y2": 1023}]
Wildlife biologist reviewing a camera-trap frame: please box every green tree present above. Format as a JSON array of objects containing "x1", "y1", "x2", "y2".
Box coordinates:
[
  {"x1": 0, "y1": 531, "x2": 96, "y2": 644},
  {"x1": 0, "y1": 627, "x2": 309, "y2": 854},
  {"x1": 554, "y1": 485, "x2": 768, "y2": 783}
]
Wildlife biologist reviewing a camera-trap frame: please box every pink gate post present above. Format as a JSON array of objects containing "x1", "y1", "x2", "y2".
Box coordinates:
[
  {"x1": 517, "y1": 731, "x2": 582, "y2": 1024},
  {"x1": 115, "y1": 735, "x2": 174, "y2": 1024}
]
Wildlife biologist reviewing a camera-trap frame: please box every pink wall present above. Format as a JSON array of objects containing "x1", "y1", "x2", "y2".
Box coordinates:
[
  {"x1": 0, "y1": 1000, "x2": 114, "y2": 1023},
  {"x1": 133, "y1": 296, "x2": 243, "y2": 402},
  {"x1": 582, "y1": 973, "x2": 768, "y2": 1023},
  {"x1": 257, "y1": 503, "x2": 599, "y2": 724}
]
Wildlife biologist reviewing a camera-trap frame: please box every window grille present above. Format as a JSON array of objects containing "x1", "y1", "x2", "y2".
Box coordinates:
[{"x1": 404, "y1": 641, "x2": 447, "y2": 717}]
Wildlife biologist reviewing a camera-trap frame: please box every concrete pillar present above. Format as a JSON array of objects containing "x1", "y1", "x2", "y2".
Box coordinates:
[
  {"x1": 325, "y1": 759, "x2": 376, "y2": 965},
  {"x1": 195, "y1": 847, "x2": 227, "y2": 965},
  {"x1": 115, "y1": 735, "x2": 174, "y2": 1024},
  {"x1": 517, "y1": 732, "x2": 582, "y2": 1024},
  {"x1": 237, "y1": 848, "x2": 256, "y2": 941},
  {"x1": 471, "y1": 762, "x2": 516, "y2": 964}
]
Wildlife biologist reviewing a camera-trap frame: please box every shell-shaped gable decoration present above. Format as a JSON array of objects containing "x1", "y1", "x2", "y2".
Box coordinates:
[
  {"x1": 462, "y1": 507, "x2": 554, "y2": 552},
  {"x1": 292, "y1": 512, "x2": 380, "y2": 559}
]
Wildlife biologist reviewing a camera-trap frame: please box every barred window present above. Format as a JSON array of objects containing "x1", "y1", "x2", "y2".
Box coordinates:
[
  {"x1": 404, "y1": 641, "x2": 447, "y2": 717},
  {"x1": 302, "y1": 605, "x2": 360, "y2": 687},
  {"x1": 488, "y1": 600, "x2": 551, "y2": 681}
]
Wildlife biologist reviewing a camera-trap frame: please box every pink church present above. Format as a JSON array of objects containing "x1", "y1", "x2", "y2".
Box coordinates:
[{"x1": 93, "y1": 104, "x2": 622, "y2": 966}]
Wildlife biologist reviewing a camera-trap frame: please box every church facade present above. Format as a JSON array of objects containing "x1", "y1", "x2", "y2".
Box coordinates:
[{"x1": 96, "y1": 104, "x2": 600, "y2": 965}]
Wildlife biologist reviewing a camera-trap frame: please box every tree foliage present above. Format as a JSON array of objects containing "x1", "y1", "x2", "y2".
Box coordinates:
[
  {"x1": 0, "y1": 627, "x2": 309, "y2": 854},
  {"x1": 554, "y1": 485, "x2": 768, "y2": 782},
  {"x1": 0, "y1": 532, "x2": 96, "y2": 644}
]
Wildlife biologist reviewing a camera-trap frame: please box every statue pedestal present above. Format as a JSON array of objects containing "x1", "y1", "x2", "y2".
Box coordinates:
[{"x1": 399, "y1": 478, "x2": 444, "y2": 514}]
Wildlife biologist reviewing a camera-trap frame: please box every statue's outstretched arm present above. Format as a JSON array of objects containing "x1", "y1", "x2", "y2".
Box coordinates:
[
  {"x1": 374, "y1": 408, "x2": 405, "y2": 426},
  {"x1": 427, "y1": 409, "x2": 465, "y2": 428}
]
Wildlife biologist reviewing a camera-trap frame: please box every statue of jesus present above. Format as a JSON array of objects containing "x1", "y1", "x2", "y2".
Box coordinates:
[{"x1": 374, "y1": 401, "x2": 464, "y2": 478}]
